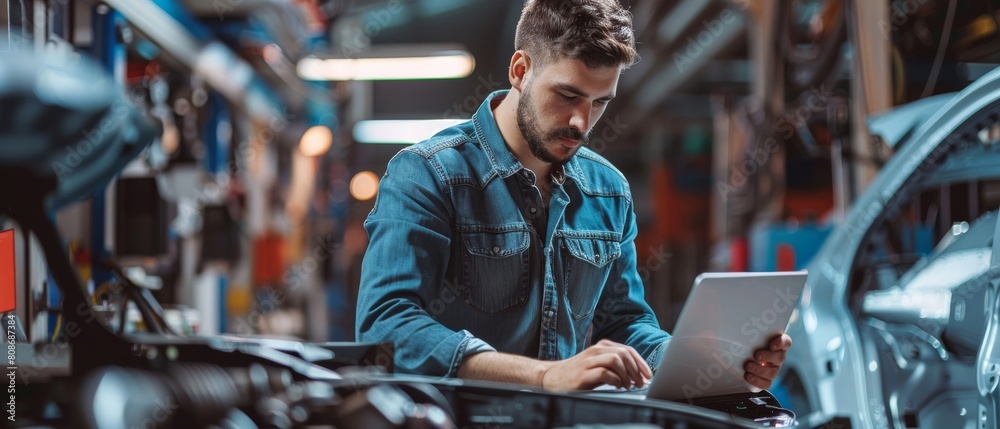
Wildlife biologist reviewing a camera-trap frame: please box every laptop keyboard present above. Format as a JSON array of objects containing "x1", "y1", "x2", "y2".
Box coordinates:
[{"x1": 590, "y1": 384, "x2": 651, "y2": 395}]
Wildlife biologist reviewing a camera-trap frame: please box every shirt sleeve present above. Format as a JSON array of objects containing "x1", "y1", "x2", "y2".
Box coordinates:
[
  {"x1": 356, "y1": 150, "x2": 497, "y2": 377},
  {"x1": 590, "y1": 195, "x2": 672, "y2": 373}
]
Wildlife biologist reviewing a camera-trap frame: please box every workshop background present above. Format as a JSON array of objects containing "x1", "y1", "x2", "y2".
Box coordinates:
[{"x1": 2, "y1": 1, "x2": 1000, "y2": 428}]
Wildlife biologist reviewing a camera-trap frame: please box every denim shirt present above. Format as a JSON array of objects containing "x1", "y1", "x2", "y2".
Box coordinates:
[{"x1": 357, "y1": 90, "x2": 669, "y2": 377}]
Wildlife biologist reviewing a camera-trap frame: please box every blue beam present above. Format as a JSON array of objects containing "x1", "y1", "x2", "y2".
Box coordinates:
[{"x1": 89, "y1": 6, "x2": 127, "y2": 287}]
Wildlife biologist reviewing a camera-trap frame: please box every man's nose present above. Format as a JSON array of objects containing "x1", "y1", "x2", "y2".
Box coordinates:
[{"x1": 569, "y1": 104, "x2": 591, "y2": 133}]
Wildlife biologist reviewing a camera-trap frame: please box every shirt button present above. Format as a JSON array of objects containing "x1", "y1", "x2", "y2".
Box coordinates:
[
  {"x1": 546, "y1": 310, "x2": 555, "y2": 318},
  {"x1": 529, "y1": 207, "x2": 537, "y2": 214},
  {"x1": 492, "y1": 246, "x2": 501, "y2": 254}
]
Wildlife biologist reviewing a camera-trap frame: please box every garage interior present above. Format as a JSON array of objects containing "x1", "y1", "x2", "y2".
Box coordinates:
[{"x1": 1, "y1": 0, "x2": 1000, "y2": 428}]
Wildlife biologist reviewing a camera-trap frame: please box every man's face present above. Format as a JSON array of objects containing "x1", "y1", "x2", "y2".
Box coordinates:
[{"x1": 516, "y1": 56, "x2": 621, "y2": 166}]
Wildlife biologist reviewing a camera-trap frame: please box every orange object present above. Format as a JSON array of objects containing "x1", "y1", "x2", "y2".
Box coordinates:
[
  {"x1": 650, "y1": 165, "x2": 710, "y2": 244},
  {"x1": 253, "y1": 233, "x2": 285, "y2": 287},
  {"x1": 0, "y1": 229, "x2": 14, "y2": 313}
]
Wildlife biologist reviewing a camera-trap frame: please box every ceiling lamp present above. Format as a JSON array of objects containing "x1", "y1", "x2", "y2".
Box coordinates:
[
  {"x1": 297, "y1": 44, "x2": 475, "y2": 81},
  {"x1": 352, "y1": 119, "x2": 466, "y2": 145}
]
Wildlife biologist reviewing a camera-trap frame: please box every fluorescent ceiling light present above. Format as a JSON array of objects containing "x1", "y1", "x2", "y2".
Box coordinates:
[
  {"x1": 353, "y1": 119, "x2": 467, "y2": 145},
  {"x1": 297, "y1": 44, "x2": 475, "y2": 81}
]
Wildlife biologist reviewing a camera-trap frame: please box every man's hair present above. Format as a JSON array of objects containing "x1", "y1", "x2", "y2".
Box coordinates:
[{"x1": 514, "y1": 0, "x2": 638, "y2": 69}]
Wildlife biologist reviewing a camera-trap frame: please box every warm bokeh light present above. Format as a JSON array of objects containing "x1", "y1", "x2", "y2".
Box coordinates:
[
  {"x1": 160, "y1": 125, "x2": 179, "y2": 155},
  {"x1": 285, "y1": 150, "x2": 316, "y2": 223},
  {"x1": 299, "y1": 125, "x2": 333, "y2": 157},
  {"x1": 350, "y1": 171, "x2": 380, "y2": 201}
]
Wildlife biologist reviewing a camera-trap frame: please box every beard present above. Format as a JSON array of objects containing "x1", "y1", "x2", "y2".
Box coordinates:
[{"x1": 516, "y1": 87, "x2": 590, "y2": 166}]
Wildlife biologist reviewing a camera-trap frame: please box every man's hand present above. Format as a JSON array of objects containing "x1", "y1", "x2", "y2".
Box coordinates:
[
  {"x1": 744, "y1": 333, "x2": 792, "y2": 390},
  {"x1": 540, "y1": 339, "x2": 652, "y2": 390}
]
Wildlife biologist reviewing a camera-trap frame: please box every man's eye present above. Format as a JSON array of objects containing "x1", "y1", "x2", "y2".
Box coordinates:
[
  {"x1": 594, "y1": 99, "x2": 608, "y2": 107},
  {"x1": 559, "y1": 93, "x2": 575, "y2": 102}
]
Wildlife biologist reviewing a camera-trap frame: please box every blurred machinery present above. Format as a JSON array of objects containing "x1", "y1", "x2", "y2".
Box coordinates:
[
  {"x1": 574, "y1": 1, "x2": 1000, "y2": 427},
  {"x1": 783, "y1": 63, "x2": 1000, "y2": 429},
  {"x1": 0, "y1": 46, "x2": 786, "y2": 425},
  {"x1": 0, "y1": 1, "x2": 799, "y2": 428},
  {"x1": 3, "y1": 0, "x2": 1000, "y2": 428},
  {"x1": 704, "y1": 2, "x2": 1000, "y2": 427},
  {"x1": 603, "y1": 0, "x2": 1000, "y2": 333}
]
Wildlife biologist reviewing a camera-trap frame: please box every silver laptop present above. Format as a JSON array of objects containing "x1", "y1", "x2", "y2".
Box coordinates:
[
  {"x1": 590, "y1": 271, "x2": 807, "y2": 403},
  {"x1": 646, "y1": 271, "x2": 807, "y2": 402}
]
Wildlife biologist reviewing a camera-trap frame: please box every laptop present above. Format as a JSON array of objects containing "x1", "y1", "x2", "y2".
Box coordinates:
[
  {"x1": 590, "y1": 271, "x2": 807, "y2": 403},
  {"x1": 646, "y1": 271, "x2": 807, "y2": 402}
]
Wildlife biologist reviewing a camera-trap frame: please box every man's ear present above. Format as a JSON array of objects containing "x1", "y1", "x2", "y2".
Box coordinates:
[{"x1": 509, "y1": 50, "x2": 531, "y2": 92}]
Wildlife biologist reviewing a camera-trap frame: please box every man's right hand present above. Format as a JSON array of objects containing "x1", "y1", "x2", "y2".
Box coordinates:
[{"x1": 540, "y1": 339, "x2": 652, "y2": 390}]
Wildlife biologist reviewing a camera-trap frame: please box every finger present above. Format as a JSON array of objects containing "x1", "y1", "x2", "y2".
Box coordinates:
[
  {"x1": 595, "y1": 338, "x2": 620, "y2": 347},
  {"x1": 584, "y1": 368, "x2": 625, "y2": 390},
  {"x1": 744, "y1": 361, "x2": 780, "y2": 381},
  {"x1": 590, "y1": 342, "x2": 649, "y2": 387},
  {"x1": 589, "y1": 354, "x2": 630, "y2": 389},
  {"x1": 744, "y1": 371, "x2": 773, "y2": 390},
  {"x1": 625, "y1": 345, "x2": 653, "y2": 381},
  {"x1": 770, "y1": 334, "x2": 792, "y2": 351},
  {"x1": 592, "y1": 341, "x2": 650, "y2": 385},
  {"x1": 585, "y1": 343, "x2": 621, "y2": 357},
  {"x1": 753, "y1": 349, "x2": 786, "y2": 366},
  {"x1": 611, "y1": 347, "x2": 643, "y2": 388}
]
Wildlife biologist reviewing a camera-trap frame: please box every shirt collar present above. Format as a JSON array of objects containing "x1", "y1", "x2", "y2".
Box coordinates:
[
  {"x1": 473, "y1": 90, "x2": 571, "y2": 186},
  {"x1": 472, "y1": 90, "x2": 522, "y2": 180}
]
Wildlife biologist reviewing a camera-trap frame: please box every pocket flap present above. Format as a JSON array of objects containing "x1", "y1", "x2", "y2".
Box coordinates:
[
  {"x1": 564, "y1": 236, "x2": 621, "y2": 267},
  {"x1": 464, "y1": 231, "x2": 530, "y2": 258}
]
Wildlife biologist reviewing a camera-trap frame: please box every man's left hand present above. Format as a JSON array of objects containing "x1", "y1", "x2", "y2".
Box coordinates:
[{"x1": 743, "y1": 334, "x2": 792, "y2": 390}]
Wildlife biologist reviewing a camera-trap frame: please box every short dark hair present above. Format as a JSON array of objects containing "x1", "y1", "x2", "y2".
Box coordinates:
[{"x1": 514, "y1": 0, "x2": 638, "y2": 69}]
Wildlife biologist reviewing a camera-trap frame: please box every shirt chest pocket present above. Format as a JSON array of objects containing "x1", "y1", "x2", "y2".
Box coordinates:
[
  {"x1": 459, "y1": 230, "x2": 530, "y2": 314},
  {"x1": 562, "y1": 236, "x2": 622, "y2": 321}
]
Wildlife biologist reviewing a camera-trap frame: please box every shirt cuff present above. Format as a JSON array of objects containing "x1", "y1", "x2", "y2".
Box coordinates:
[
  {"x1": 649, "y1": 336, "x2": 672, "y2": 374},
  {"x1": 445, "y1": 330, "x2": 497, "y2": 377}
]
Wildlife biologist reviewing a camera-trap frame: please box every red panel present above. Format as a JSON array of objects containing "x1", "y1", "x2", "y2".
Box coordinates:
[
  {"x1": 0, "y1": 229, "x2": 14, "y2": 313},
  {"x1": 729, "y1": 237, "x2": 749, "y2": 272},
  {"x1": 253, "y1": 233, "x2": 285, "y2": 287},
  {"x1": 776, "y1": 243, "x2": 797, "y2": 272}
]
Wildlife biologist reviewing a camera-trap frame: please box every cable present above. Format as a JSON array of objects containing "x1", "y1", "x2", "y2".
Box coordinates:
[
  {"x1": 126, "y1": 286, "x2": 166, "y2": 334},
  {"x1": 921, "y1": 0, "x2": 957, "y2": 98},
  {"x1": 97, "y1": 258, "x2": 177, "y2": 335},
  {"x1": 118, "y1": 293, "x2": 129, "y2": 334},
  {"x1": 49, "y1": 312, "x2": 62, "y2": 342}
]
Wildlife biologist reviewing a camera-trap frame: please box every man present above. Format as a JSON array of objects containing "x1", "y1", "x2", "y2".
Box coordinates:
[{"x1": 357, "y1": 0, "x2": 791, "y2": 391}]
